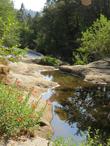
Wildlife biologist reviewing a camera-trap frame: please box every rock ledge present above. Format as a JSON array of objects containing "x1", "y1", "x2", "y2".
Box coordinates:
[{"x1": 60, "y1": 59, "x2": 110, "y2": 84}]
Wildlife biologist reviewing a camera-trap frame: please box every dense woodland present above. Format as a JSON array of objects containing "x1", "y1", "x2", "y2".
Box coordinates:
[{"x1": 0, "y1": 0, "x2": 110, "y2": 63}]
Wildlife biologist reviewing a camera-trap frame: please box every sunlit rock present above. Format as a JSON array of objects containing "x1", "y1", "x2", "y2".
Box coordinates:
[{"x1": 81, "y1": 0, "x2": 92, "y2": 6}]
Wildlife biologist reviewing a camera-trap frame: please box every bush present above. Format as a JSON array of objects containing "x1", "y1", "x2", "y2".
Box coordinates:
[
  {"x1": 52, "y1": 137, "x2": 75, "y2": 146},
  {"x1": 74, "y1": 15, "x2": 110, "y2": 64},
  {"x1": 0, "y1": 46, "x2": 27, "y2": 62},
  {"x1": 52, "y1": 136, "x2": 110, "y2": 146},
  {"x1": 39, "y1": 56, "x2": 62, "y2": 66},
  {"x1": 0, "y1": 82, "x2": 43, "y2": 138},
  {"x1": 73, "y1": 53, "x2": 86, "y2": 65}
]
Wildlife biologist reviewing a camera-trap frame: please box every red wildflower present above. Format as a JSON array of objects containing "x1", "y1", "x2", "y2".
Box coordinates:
[
  {"x1": 16, "y1": 117, "x2": 23, "y2": 122},
  {"x1": 31, "y1": 102, "x2": 37, "y2": 110},
  {"x1": 17, "y1": 96, "x2": 23, "y2": 103}
]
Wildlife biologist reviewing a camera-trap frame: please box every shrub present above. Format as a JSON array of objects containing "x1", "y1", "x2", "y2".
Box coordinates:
[
  {"x1": 0, "y1": 82, "x2": 43, "y2": 139},
  {"x1": 73, "y1": 53, "x2": 86, "y2": 65},
  {"x1": 39, "y1": 56, "x2": 62, "y2": 66},
  {"x1": 52, "y1": 137, "x2": 110, "y2": 146},
  {"x1": 0, "y1": 46, "x2": 27, "y2": 62},
  {"x1": 74, "y1": 15, "x2": 110, "y2": 64},
  {"x1": 52, "y1": 137, "x2": 75, "y2": 146},
  {"x1": 52, "y1": 130, "x2": 110, "y2": 146}
]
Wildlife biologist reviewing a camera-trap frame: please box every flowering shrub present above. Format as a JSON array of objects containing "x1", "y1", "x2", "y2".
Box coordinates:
[{"x1": 0, "y1": 83, "x2": 43, "y2": 138}]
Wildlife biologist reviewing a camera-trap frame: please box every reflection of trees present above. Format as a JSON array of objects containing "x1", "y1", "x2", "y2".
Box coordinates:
[
  {"x1": 43, "y1": 71, "x2": 110, "y2": 143},
  {"x1": 54, "y1": 85, "x2": 110, "y2": 143}
]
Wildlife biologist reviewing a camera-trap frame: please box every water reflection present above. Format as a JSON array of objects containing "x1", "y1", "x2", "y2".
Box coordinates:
[
  {"x1": 42, "y1": 70, "x2": 110, "y2": 143},
  {"x1": 55, "y1": 86, "x2": 110, "y2": 140}
]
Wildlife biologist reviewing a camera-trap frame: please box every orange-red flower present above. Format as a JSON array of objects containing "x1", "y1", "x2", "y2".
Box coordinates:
[
  {"x1": 17, "y1": 96, "x2": 23, "y2": 103},
  {"x1": 16, "y1": 117, "x2": 23, "y2": 122},
  {"x1": 31, "y1": 102, "x2": 37, "y2": 110},
  {"x1": 29, "y1": 114, "x2": 36, "y2": 119}
]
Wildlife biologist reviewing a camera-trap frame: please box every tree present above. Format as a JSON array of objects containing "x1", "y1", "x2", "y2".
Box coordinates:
[
  {"x1": 17, "y1": 3, "x2": 27, "y2": 22},
  {"x1": 17, "y1": 3, "x2": 34, "y2": 48},
  {"x1": 12, "y1": 0, "x2": 110, "y2": 63},
  {"x1": 32, "y1": 0, "x2": 110, "y2": 62},
  {"x1": 75, "y1": 15, "x2": 110, "y2": 64},
  {"x1": 0, "y1": 0, "x2": 20, "y2": 47},
  {"x1": 32, "y1": 0, "x2": 82, "y2": 62}
]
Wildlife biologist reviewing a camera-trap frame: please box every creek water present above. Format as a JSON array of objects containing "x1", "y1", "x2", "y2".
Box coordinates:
[{"x1": 41, "y1": 70, "x2": 110, "y2": 144}]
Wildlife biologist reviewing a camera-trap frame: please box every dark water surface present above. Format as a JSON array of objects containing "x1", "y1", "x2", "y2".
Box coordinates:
[{"x1": 42, "y1": 70, "x2": 110, "y2": 144}]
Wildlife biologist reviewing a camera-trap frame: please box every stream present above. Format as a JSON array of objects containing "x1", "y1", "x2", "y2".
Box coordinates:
[{"x1": 41, "y1": 70, "x2": 110, "y2": 145}]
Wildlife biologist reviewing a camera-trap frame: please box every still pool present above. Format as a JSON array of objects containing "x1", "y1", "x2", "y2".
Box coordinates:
[{"x1": 42, "y1": 70, "x2": 110, "y2": 144}]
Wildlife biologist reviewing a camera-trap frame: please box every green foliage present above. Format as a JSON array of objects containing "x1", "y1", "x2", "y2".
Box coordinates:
[
  {"x1": 40, "y1": 56, "x2": 62, "y2": 66},
  {"x1": 17, "y1": 3, "x2": 34, "y2": 49},
  {"x1": 75, "y1": 15, "x2": 110, "y2": 64},
  {"x1": 0, "y1": 46, "x2": 27, "y2": 62},
  {"x1": 0, "y1": 0, "x2": 20, "y2": 47},
  {"x1": 28, "y1": 0, "x2": 83, "y2": 62},
  {"x1": 52, "y1": 134, "x2": 110, "y2": 146},
  {"x1": 0, "y1": 0, "x2": 14, "y2": 20},
  {"x1": 0, "y1": 83, "x2": 43, "y2": 138},
  {"x1": 82, "y1": 132, "x2": 110, "y2": 146},
  {"x1": 29, "y1": 0, "x2": 110, "y2": 62},
  {"x1": 52, "y1": 137, "x2": 76, "y2": 146},
  {"x1": 0, "y1": 0, "x2": 108, "y2": 63},
  {"x1": 1, "y1": 17, "x2": 20, "y2": 47},
  {"x1": 73, "y1": 53, "x2": 86, "y2": 65},
  {"x1": 1, "y1": 0, "x2": 110, "y2": 63}
]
